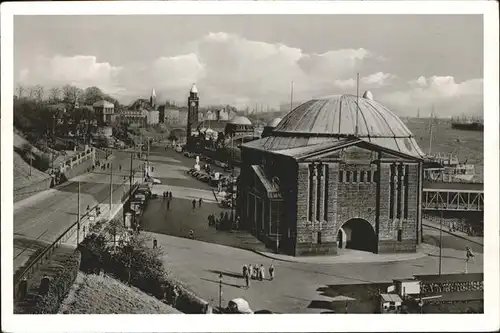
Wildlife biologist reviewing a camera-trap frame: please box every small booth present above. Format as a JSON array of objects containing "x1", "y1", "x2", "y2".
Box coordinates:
[{"x1": 379, "y1": 293, "x2": 403, "y2": 313}]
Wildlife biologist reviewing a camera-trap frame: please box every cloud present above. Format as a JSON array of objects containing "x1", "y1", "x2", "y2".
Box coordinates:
[
  {"x1": 18, "y1": 55, "x2": 123, "y2": 94},
  {"x1": 15, "y1": 33, "x2": 483, "y2": 116},
  {"x1": 379, "y1": 76, "x2": 483, "y2": 116},
  {"x1": 361, "y1": 72, "x2": 397, "y2": 87}
]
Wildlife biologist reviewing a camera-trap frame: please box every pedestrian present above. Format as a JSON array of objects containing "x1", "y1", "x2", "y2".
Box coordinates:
[
  {"x1": 198, "y1": 198, "x2": 203, "y2": 208},
  {"x1": 466, "y1": 246, "x2": 475, "y2": 262},
  {"x1": 192, "y1": 199, "x2": 196, "y2": 210},
  {"x1": 248, "y1": 264, "x2": 253, "y2": 279},
  {"x1": 86, "y1": 205, "x2": 90, "y2": 212},
  {"x1": 153, "y1": 239, "x2": 158, "y2": 249},
  {"x1": 259, "y1": 264, "x2": 266, "y2": 281},
  {"x1": 245, "y1": 270, "x2": 250, "y2": 289},
  {"x1": 189, "y1": 229, "x2": 194, "y2": 239},
  {"x1": 169, "y1": 192, "x2": 173, "y2": 200},
  {"x1": 269, "y1": 264, "x2": 275, "y2": 281},
  {"x1": 167, "y1": 200, "x2": 170, "y2": 210},
  {"x1": 119, "y1": 164, "x2": 122, "y2": 171}
]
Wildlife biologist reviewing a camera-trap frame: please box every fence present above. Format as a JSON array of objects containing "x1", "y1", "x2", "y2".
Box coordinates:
[{"x1": 13, "y1": 175, "x2": 141, "y2": 302}]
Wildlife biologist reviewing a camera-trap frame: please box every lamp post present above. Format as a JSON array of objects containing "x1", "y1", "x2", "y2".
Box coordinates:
[
  {"x1": 218, "y1": 273, "x2": 223, "y2": 311},
  {"x1": 439, "y1": 203, "x2": 444, "y2": 275}
]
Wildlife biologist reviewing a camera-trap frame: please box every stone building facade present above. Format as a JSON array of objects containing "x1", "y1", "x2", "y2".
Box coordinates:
[{"x1": 239, "y1": 93, "x2": 425, "y2": 256}]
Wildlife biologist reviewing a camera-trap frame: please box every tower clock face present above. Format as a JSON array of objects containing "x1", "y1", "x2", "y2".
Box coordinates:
[{"x1": 191, "y1": 101, "x2": 196, "y2": 107}]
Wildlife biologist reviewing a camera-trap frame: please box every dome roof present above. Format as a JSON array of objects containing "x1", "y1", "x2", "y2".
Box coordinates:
[
  {"x1": 262, "y1": 94, "x2": 424, "y2": 158},
  {"x1": 275, "y1": 94, "x2": 412, "y2": 138},
  {"x1": 267, "y1": 117, "x2": 282, "y2": 127},
  {"x1": 229, "y1": 116, "x2": 252, "y2": 125}
]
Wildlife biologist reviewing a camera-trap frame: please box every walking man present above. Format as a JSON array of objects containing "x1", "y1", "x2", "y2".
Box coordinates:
[
  {"x1": 192, "y1": 199, "x2": 196, "y2": 210},
  {"x1": 269, "y1": 264, "x2": 275, "y2": 281},
  {"x1": 242, "y1": 264, "x2": 248, "y2": 278},
  {"x1": 245, "y1": 268, "x2": 250, "y2": 289},
  {"x1": 466, "y1": 246, "x2": 475, "y2": 263},
  {"x1": 198, "y1": 198, "x2": 203, "y2": 208},
  {"x1": 153, "y1": 239, "x2": 158, "y2": 249},
  {"x1": 260, "y1": 264, "x2": 266, "y2": 281}
]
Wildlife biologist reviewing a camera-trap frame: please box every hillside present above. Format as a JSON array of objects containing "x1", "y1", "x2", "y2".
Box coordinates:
[
  {"x1": 58, "y1": 272, "x2": 181, "y2": 314},
  {"x1": 14, "y1": 150, "x2": 51, "y2": 191}
]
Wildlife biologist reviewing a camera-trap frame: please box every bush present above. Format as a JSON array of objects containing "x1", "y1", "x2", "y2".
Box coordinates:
[{"x1": 32, "y1": 250, "x2": 82, "y2": 314}]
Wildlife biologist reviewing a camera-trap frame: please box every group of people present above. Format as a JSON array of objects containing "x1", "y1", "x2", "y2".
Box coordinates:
[
  {"x1": 163, "y1": 191, "x2": 173, "y2": 209},
  {"x1": 192, "y1": 198, "x2": 203, "y2": 210},
  {"x1": 86, "y1": 205, "x2": 101, "y2": 217},
  {"x1": 207, "y1": 212, "x2": 239, "y2": 231},
  {"x1": 242, "y1": 264, "x2": 275, "y2": 289}
]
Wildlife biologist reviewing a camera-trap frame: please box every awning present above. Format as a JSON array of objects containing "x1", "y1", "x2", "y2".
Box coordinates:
[{"x1": 251, "y1": 165, "x2": 282, "y2": 199}]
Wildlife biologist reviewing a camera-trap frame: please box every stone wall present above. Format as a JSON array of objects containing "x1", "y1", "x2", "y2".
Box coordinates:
[
  {"x1": 377, "y1": 161, "x2": 419, "y2": 254},
  {"x1": 14, "y1": 177, "x2": 53, "y2": 202}
]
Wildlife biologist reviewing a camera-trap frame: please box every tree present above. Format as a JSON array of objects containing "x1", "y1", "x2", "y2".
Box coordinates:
[
  {"x1": 34, "y1": 85, "x2": 44, "y2": 103},
  {"x1": 49, "y1": 87, "x2": 61, "y2": 103},
  {"x1": 62, "y1": 84, "x2": 79, "y2": 103},
  {"x1": 83, "y1": 86, "x2": 104, "y2": 105},
  {"x1": 28, "y1": 86, "x2": 36, "y2": 100},
  {"x1": 16, "y1": 84, "x2": 26, "y2": 98}
]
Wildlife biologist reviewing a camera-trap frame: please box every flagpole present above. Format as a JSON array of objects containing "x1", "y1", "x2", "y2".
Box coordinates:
[{"x1": 356, "y1": 73, "x2": 360, "y2": 136}]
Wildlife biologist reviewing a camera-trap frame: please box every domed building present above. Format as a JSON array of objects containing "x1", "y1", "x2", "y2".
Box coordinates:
[
  {"x1": 239, "y1": 92, "x2": 425, "y2": 256},
  {"x1": 225, "y1": 115, "x2": 254, "y2": 136},
  {"x1": 261, "y1": 117, "x2": 283, "y2": 138}
]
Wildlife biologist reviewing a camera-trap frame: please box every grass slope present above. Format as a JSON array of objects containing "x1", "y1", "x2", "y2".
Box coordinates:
[{"x1": 59, "y1": 272, "x2": 181, "y2": 314}]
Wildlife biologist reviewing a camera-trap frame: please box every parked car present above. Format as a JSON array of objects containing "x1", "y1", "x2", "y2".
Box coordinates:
[{"x1": 225, "y1": 298, "x2": 253, "y2": 314}]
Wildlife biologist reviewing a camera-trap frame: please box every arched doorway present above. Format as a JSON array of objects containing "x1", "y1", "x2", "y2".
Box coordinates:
[{"x1": 337, "y1": 218, "x2": 377, "y2": 253}]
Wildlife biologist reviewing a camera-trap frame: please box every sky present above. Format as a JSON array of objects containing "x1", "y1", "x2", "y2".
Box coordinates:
[{"x1": 14, "y1": 15, "x2": 483, "y2": 116}]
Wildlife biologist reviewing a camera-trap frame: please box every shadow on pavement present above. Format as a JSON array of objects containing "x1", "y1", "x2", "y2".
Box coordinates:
[
  {"x1": 208, "y1": 269, "x2": 243, "y2": 279},
  {"x1": 307, "y1": 300, "x2": 334, "y2": 310},
  {"x1": 200, "y1": 277, "x2": 244, "y2": 289}
]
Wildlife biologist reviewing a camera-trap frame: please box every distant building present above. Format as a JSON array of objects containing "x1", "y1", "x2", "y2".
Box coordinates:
[
  {"x1": 147, "y1": 110, "x2": 160, "y2": 125},
  {"x1": 205, "y1": 108, "x2": 230, "y2": 121},
  {"x1": 239, "y1": 92, "x2": 425, "y2": 257},
  {"x1": 93, "y1": 100, "x2": 116, "y2": 125},
  {"x1": 122, "y1": 109, "x2": 147, "y2": 126},
  {"x1": 150, "y1": 88, "x2": 156, "y2": 109},
  {"x1": 187, "y1": 83, "x2": 199, "y2": 148},
  {"x1": 164, "y1": 108, "x2": 180, "y2": 125}
]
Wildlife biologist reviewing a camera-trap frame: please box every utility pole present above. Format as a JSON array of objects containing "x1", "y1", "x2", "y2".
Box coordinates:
[
  {"x1": 355, "y1": 73, "x2": 360, "y2": 136},
  {"x1": 439, "y1": 204, "x2": 443, "y2": 275},
  {"x1": 109, "y1": 162, "x2": 113, "y2": 215},
  {"x1": 218, "y1": 273, "x2": 223, "y2": 310},
  {"x1": 77, "y1": 181, "x2": 81, "y2": 244}
]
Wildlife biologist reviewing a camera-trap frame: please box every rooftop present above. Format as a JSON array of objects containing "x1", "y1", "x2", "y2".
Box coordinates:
[
  {"x1": 93, "y1": 100, "x2": 114, "y2": 108},
  {"x1": 229, "y1": 116, "x2": 253, "y2": 126}
]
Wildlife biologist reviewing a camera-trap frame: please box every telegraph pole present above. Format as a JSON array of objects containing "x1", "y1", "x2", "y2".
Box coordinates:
[
  {"x1": 77, "y1": 181, "x2": 81, "y2": 244},
  {"x1": 109, "y1": 162, "x2": 113, "y2": 215},
  {"x1": 439, "y1": 204, "x2": 443, "y2": 275}
]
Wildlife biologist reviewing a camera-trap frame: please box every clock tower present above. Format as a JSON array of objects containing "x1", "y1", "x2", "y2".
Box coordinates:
[{"x1": 187, "y1": 83, "x2": 199, "y2": 147}]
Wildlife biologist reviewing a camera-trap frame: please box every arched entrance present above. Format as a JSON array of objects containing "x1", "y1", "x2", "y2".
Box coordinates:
[{"x1": 337, "y1": 218, "x2": 377, "y2": 253}]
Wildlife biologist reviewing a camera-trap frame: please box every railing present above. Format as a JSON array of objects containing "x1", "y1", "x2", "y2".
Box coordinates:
[
  {"x1": 422, "y1": 189, "x2": 484, "y2": 212},
  {"x1": 13, "y1": 173, "x2": 141, "y2": 301}
]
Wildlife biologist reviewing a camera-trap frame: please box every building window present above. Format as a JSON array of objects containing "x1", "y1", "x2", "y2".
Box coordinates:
[
  {"x1": 360, "y1": 171, "x2": 365, "y2": 183},
  {"x1": 316, "y1": 165, "x2": 322, "y2": 221},
  {"x1": 389, "y1": 164, "x2": 395, "y2": 219},
  {"x1": 324, "y1": 165, "x2": 329, "y2": 221},
  {"x1": 317, "y1": 231, "x2": 322, "y2": 244},
  {"x1": 308, "y1": 165, "x2": 314, "y2": 221},
  {"x1": 397, "y1": 229, "x2": 403, "y2": 242},
  {"x1": 346, "y1": 171, "x2": 351, "y2": 182},
  {"x1": 338, "y1": 170, "x2": 344, "y2": 182},
  {"x1": 404, "y1": 165, "x2": 410, "y2": 219},
  {"x1": 397, "y1": 164, "x2": 403, "y2": 219},
  {"x1": 367, "y1": 170, "x2": 372, "y2": 182},
  {"x1": 353, "y1": 170, "x2": 358, "y2": 182}
]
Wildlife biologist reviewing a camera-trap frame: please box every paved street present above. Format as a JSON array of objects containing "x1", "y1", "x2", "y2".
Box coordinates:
[
  {"x1": 13, "y1": 151, "x2": 143, "y2": 275},
  {"x1": 140, "y1": 146, "x2": 484, "y2": 313}
]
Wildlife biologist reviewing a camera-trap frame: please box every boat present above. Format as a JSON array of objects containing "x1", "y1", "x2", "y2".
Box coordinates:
[
  {"x1": 451, "y1": 115, "x2": 484, "y2": 132},
  {"x1": 423, "y1": 108, "x2": 477, "y2": 182},
  {"x1": 424, "y1": 153, "x2": 476, "y2": 182}
]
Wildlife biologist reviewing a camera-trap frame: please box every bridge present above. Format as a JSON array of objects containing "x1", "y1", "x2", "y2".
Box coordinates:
[{"x1": 422, "y1": 181, "x2": 484, "y2": 212}]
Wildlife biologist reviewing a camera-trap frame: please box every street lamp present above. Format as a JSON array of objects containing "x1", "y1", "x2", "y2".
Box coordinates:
[
  {"x1": 218, "y1": 273, "x2": 223, "y2": 311},
  {"x1": 439, "y1": 203, "x2": 444, "y2": 275}
]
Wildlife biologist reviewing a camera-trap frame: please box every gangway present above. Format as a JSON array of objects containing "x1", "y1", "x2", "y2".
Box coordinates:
[{"x1": 422, "y1": 188, "x2": 483, "y2": 212}]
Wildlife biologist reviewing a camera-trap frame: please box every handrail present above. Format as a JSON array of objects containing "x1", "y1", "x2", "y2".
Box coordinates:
[{"x1": 13, "y1": 168, "x2": 142, "y2": 299}]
